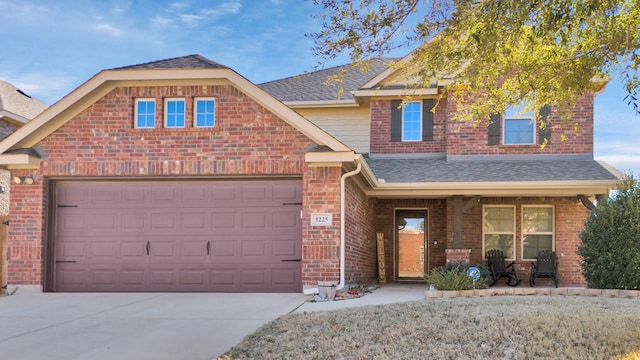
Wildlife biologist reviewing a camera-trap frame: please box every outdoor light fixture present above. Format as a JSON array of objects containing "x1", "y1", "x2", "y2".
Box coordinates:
[
  {"x1": 433, "y1": 239, "x2": 438, "y2": 245},
  {"x1": 0, "y1": 185, "x2": 5, "y2": 193},
  {"x1": 13, "y1": 176, "x2": 34, "y2": 185}
]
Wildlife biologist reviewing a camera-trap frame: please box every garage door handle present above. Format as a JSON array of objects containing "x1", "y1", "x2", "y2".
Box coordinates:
[
  {"x1": 281, "y1": 259, "x2": 301, "y2": 262},
  {"x1": 146, "y1": 241, "x2": 150, "y2": 255},
  {"x1": 206, "y1": 241, "x2": 211, "y2": 255},
  {"x1": 56, "y1": 260, "x2": 77, "y2": 263}
]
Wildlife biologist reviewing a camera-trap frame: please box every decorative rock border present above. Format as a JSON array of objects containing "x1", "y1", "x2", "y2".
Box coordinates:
[{"x1": 425, "y1": 287, "x2": 640, "y2": 299}]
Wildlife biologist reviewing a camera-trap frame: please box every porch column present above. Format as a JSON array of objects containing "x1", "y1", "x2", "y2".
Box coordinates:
[{"x1": 447, "y1": 196, "x2": 478, "y2": 264}]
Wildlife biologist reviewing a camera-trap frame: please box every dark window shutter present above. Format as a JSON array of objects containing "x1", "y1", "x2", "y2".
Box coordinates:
[
  {"x1": 422, "y1": 99, "x2": 434, "y2": 141},
  {"x1": 538, "y1": 105, "x2": 552, "y2": 145},
  {"x1": 390, "y1": 100, "x2": 402, "y2": 142},
  {"x1": 488, "y1": 113, "x2": 501, "y2": 145}
]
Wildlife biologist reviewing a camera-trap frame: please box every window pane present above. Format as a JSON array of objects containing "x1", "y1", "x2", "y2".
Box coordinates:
[
  {"x1": 523, "y1": 207, "x2": 553, "y2": 232},
  {"x1": 484, "y1": 234, "x2": 514, "y2": 257},
  {"x1": 504, "y1": 119, "x2": 534, "y2": 144},
  {"x1": 195, "y1": 99, "x2": 215, "y2": 127},
  {"x1": 166, "y1": 100, "x2": 185, "y2": 128},
  {"x1": 402, "y1": 102, "x2": 421, "y2": 141},
  {"x1": 136, "y1": 100, "x2": 155, "y2": 128},
  {"x1": 523, "y1": 235, "x2": 553, "y2": 259},
  {"x1": 483, "y1": 207, "x2": 514, "y2": 232}
]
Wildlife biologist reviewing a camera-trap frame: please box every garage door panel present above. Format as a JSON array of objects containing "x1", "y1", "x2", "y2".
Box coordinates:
[{"x1": 54, "y1": 179, "x2": 302, "y2": 292}]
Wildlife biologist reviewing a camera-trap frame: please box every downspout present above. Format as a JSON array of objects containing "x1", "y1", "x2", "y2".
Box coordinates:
[{"x1": 338, "y1": 161, "x2": 362, "y2": 290}]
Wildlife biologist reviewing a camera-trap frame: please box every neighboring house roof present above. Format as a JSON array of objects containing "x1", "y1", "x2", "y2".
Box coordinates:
[
  {"x1": 0, "y1": 55, "x2": 353, "y2": 169},
  {"x1": 0, "y1": 80, "x2": 48, "y2": 124},
  {"x1": 258, "y1": 58, "x2": 396, "y2": 103}
]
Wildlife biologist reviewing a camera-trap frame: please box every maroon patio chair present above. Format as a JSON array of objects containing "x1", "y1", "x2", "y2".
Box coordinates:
[
  {"x1": 486, "y1": 249, "x2": 521, "y2": 287},
  {"x1": 529, "y1": 250, "x2": 558, "y2": 287}
]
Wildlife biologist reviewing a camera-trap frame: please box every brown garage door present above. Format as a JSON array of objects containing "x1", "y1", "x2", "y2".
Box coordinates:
[{"x1": 53, "y1": 179, "x2": 302, "y2": 292}]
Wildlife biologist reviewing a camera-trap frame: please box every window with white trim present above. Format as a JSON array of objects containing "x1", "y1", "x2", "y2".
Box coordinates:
[
  {"x1": 135, "y1": 98, "x2": 155, "y2": 128},
  {"x1": 503, "y1": 105, "x2": 535, "y2": 145},
  {"x1": 483, "y1": 205, "x2": 516, "y2": 260},
  {"x1": 402, "y1": 101, "x2": 422, "y2": 141},
  {"x1": 165, "y1": 98, "x2": 185, "y2": 128},
  {"x1": 194, "y1": 98, "x2": 215, "y2": 127},
  {"x1": 522, "y1": 206, "x2": 554, "y2": 260}
]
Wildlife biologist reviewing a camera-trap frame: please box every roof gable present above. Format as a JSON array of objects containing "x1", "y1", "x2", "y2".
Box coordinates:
[{"x1": 0, "y1": 55, "x2": 351, "y2": 167}]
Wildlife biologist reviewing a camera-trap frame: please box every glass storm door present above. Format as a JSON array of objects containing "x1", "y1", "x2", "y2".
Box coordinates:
[{"x1": 396, "y1": 210, "x2": 428, "y2": 279}]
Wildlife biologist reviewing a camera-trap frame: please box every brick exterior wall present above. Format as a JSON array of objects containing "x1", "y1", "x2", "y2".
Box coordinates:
[
  {"x1": 302, "y1": 166, "x2": 341, "y2": 285},
  {"x1": 343, "y1": 176, "x2": 378, "y2": 284},
  {"x1": 445, "y1": 196, "x2": 589, "y2": 286},
  {"x1": 7, "y1": 84, "x2": 329, "y2": 286},
  {"x1": 370, "y1": 99, "x2": 447, "y2": 154},
  {"x1": 370, "y1": 95, "x2": 594, "y2": 156}
]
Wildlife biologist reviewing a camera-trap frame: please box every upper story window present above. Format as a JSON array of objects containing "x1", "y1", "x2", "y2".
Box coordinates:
[
  {"x1": 488, "y1": 105, "x2": 552, "y2": 146},
  {"x1": 135, "y1": 98, "x2": 156, "y2": 128},
  {"x1": 483, "y1": 205, "x2": 516, "y2": 260},
  {"x1": 165, "y1": 98, "x2": 185, "y2": 128},
  {"x1": 402, "y1": 101, "x2": 422, "y2": 141},
  {"x1": 503, "y1": 106, "x2": 535, "y2": 145},
  {"x1": 194, "y1": 98, "x2": 215, "y2": 127},
  {"x1": 522, "y1": 206, "x2": 554, "y2": 260},
  {"x1": 390, "y1": 99, "x2": 434, "y2": 142}
]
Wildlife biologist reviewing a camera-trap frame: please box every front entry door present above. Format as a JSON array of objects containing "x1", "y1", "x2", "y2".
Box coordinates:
[{"x1": 395, "y1": 210, "x2": 428, "y2": 279}]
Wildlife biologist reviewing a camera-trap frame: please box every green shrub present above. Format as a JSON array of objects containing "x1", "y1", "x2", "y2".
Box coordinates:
[
  {"x1": 426, "y1": 262, "x2": 490, "y2": 290},
  {"x1": 577, "y1": 177, "x2": 640, "y2": 289}
]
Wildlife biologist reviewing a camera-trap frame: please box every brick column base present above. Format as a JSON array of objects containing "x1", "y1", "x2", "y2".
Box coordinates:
[{"x1": 445, "y1": 248, "x2": 471, "y2": 264}]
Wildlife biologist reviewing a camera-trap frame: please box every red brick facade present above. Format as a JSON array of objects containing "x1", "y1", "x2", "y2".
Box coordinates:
[
  {"x1": 370, "y1": 95, "x2": 594, "y2": 156},
  {"x1": 3, "y1": 67, "x2": 600, "y2": 291},
  {"x1": 7, "y1": 85, "x2": 345, "y2": 288}
]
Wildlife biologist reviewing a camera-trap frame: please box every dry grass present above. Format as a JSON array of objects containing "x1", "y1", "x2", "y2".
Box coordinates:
[{"x1": 220, "y1": 296, "x2": 640, "y2": 360}]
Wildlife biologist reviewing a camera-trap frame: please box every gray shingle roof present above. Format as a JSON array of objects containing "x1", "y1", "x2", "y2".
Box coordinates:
[
  {"x1": 111, "y1": 54, "x2": 228, "y2": 70},
  {"x1": 0, "y1": 80, "x2": 48, "y2": 120},
  {"x1": 366, "y1": 157, "x2": 622, "y2": 183},
  {"x1": 258, "y1": 58, "x2": 397, "y2": 102}
]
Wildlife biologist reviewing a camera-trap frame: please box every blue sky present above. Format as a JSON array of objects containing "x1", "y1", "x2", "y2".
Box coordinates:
[{"x1": 1, "y1": 0, "x2": 638, "y2": 176}]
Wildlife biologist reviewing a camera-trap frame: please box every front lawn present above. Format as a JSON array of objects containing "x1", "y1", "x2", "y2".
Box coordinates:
[{"x1": 220, "y1": 296, "x2": 640, "y2": 359}]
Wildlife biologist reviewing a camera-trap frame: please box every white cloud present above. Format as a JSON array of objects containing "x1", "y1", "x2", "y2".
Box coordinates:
[
  {"x1": 93, "y1": 23, "x2": 124, "y2": 36},
  {"x1": 200, "y1": 2, "x2": 242, "y2": 17},
  {"x1": 179, "y1": 13, "x2": 202, "y2": 27}
]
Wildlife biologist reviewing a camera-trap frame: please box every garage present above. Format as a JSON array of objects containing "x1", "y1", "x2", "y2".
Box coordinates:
[{"x1": 52, "y1": 179, "x2": 302, "y2": 292}]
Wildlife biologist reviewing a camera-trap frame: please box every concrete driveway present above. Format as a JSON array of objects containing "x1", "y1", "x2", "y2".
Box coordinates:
[{"x1": 0, "y1": 287, "x2": 309, "y2": 360}]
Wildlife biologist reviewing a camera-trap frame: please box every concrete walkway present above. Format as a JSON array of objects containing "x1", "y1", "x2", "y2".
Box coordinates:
[
  {"x1": 294, "y1": 284, "x2": 428, "y2": 313},
  {"x1": 0, "y1": 287, "x2": 309, "y2": 360}
]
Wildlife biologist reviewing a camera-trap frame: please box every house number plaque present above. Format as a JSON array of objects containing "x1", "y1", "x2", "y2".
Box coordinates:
[{"x1": 310, "y1": 213, "x2": 332, "y2": 226}]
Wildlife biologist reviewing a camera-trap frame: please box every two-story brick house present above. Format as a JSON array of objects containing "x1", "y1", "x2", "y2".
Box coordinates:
[{"x1": 0, "y1": 54, "x2": 622, "y2": 293}]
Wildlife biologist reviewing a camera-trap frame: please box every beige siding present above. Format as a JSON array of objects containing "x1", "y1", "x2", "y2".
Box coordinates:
[{"x1": 296, "y1": 107, "x2": 370, "y2": 153}]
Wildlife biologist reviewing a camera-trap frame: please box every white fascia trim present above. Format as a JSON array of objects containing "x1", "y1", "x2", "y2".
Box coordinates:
[
  {"x1": 305, "y1": 151, "x2": 356, "y2": 164},
  {"x1": 0, "y1": 153, "x2": 41, "y2": 169},
  {"x1": 0, "y1": 110, "x2": 29, "y2": 124},
  {"x1": 363, "y1": 180, "x2": 617, "y2": 197}
]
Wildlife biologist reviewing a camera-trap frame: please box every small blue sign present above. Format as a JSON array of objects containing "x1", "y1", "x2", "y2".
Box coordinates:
[{"x1": 467, "y1": 267, "x2": 481, "y2": 281}]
